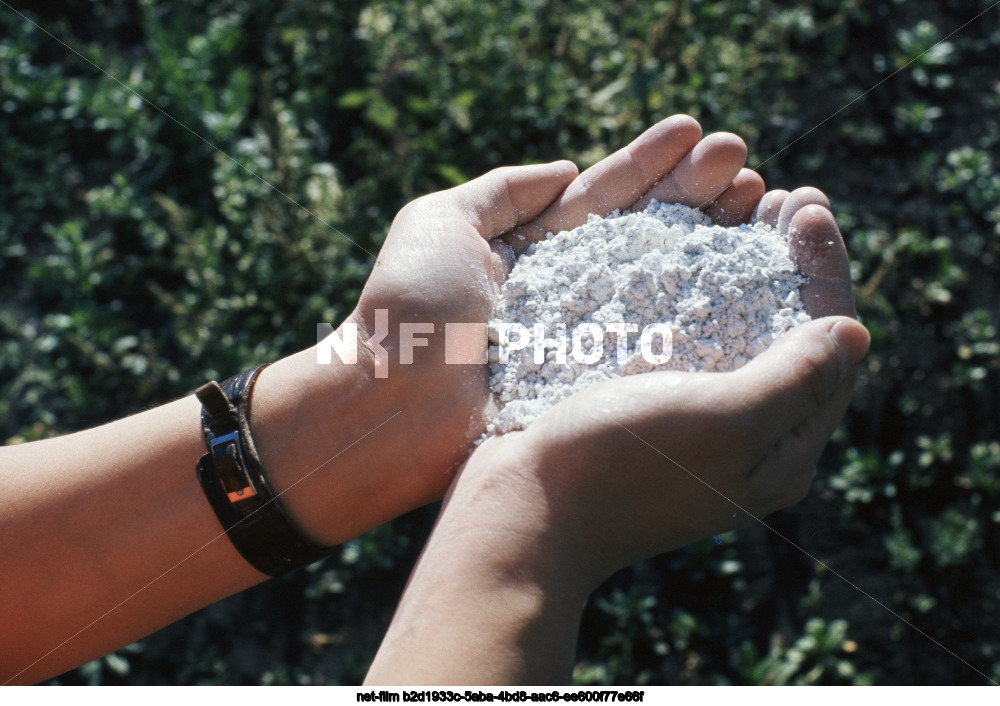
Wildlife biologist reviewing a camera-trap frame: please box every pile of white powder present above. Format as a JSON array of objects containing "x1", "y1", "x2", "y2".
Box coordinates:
[{"x1": 486, "y1": 200, "x2": 810, "y2": 435}]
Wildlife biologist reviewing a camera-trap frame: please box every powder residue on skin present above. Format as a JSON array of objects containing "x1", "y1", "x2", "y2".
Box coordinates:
[{"x1": 486, "y1": 200, "x2": 810, "y2": 435}]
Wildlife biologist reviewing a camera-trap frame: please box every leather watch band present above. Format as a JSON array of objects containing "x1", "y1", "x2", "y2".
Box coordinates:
[{"x1": 195, "y1": 364, "x2": 332, "y2": 576}]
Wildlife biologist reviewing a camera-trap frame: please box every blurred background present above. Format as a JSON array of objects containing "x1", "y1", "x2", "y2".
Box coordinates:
[{"x1": 2, "y1": 0, "x2": 998, "y2": 685}]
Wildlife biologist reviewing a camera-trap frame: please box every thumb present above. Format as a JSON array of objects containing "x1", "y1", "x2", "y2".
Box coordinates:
[
  {"x1": 443, "y1": 161, "x2": 578, "y2": 241},
  {"x1": 734, "y1": 317, "x2": 869, "y2": 510},
  {"x1": 737, "y1": 317, "x2": 869, "y2": 446}
]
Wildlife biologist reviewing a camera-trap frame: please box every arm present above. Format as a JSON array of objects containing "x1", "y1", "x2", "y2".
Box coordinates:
[
  {"x1": 0, "y1": 339, "x2": 405, "y2": 684},
  {"x1": 0, "y1": 161, "x2": 579, "y2": 685}
]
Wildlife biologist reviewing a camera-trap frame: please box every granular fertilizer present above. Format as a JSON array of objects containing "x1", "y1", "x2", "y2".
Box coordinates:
[{"x1": 486, "y1": 200, "x2": 810, "y2": 435}]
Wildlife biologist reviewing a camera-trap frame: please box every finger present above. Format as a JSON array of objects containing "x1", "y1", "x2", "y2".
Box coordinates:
[
  {"x1": 634, "y1": 132, "x2": 748, "y2": 211},
  {"x1": 776, "y1": 186, "x2": 830, "y2": 237},
  {"x1": 487, "y1": 238, "x2": 517, "y2": 294},
  {"x1": 704, "y1": 168, "x2": 765, "y2": 226},
  {"x1": 751, "y1": 189, "x2": 788, "y2": 226},
  {"x1": 505, "y1": 115, "x2": 702, "y2": 253},
  {"x1": 789, "y1": 205, "x2": 856, "y2": 319},
  {"x1": 444, "y1": 161, "x2": 578, "y2": 240},
  {"x1": 733, "y1": 317, "x2": 869, "y2": 457}
]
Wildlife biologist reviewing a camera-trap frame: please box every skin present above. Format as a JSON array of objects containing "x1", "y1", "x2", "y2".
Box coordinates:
[
  {"x1": 0, "y1": 115, "x2": 867, "y2": 685},
  {"x1": 363, "y1": 118, "x2": 869, "y2": 684}
]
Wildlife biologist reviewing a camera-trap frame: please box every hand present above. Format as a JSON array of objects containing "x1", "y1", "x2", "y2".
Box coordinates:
[
  {"x1": 366, "y1": 314, "x2": 868, "y2": 684},
  {"x1": 343, "y1": 162, "x2": 578, "y2": 508}
]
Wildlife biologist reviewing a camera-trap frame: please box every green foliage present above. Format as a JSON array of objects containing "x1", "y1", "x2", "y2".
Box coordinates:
[
  {"x1": 574, "y1": 587, "x2": 662, "y2": 685},
  {"x1": 739, "y1": 619, "x2": 871, "y2": 685},
  {"x1": 3, "y1": 0, "x2": 1000, "y2": 686},
  {"x1": 829, "y1": 447, "x2": 902, "y2": 506}
]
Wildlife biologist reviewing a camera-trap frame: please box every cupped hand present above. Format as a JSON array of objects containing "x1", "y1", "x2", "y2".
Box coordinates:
[
  {"x1": 457, "y1": 315, "x2": 867, "y2": 595},
  {"x1": 487, "y1": 315, "x2": 868, "y2": 590},
  {"x1": 346, "y1": 162, "x2": 577, "y2": 505}
]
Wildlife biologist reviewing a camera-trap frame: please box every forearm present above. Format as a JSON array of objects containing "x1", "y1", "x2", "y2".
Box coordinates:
[
  {"x1": 0, "y1": 317, "x2": 408, "y2": 683},
  {"x1": 0, "y1": 393, "x2": 253, "y2": 683},
  {"x1": 365, "y1": 438, "x2": 589, "y2": 685}
]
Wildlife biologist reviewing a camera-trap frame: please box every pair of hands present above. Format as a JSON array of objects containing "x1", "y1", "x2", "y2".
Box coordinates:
[
  {"x1": 350, "y1": 114, "x2": 868, "y2": 593},
  {"x1": 0, "y1": 115, "x2": 865, "y2": 687}
]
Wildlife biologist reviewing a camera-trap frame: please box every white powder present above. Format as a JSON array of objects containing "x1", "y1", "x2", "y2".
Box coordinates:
[{"x1": 486, "y1": 200, "x2": 810, "y2": 435}]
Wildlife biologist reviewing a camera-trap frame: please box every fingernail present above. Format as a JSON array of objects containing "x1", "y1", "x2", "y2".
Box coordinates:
[
  {"x1": 550, "y1": 159, "x2": 578, "y2": 176},
  {"x1": 828, "y1": 320, "x2": 871, "y2": 369}
]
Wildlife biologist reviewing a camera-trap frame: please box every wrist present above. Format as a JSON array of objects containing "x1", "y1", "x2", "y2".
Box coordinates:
[
  {"x1": 447, "y1": 435, "x2": 594, "y2": 601},
  {"x1": 367, "y1": 436, "x2": 591, "y2": 684},
  {"x1": 247, "y1": 313, "x2": 416, "y2": 547}
]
